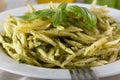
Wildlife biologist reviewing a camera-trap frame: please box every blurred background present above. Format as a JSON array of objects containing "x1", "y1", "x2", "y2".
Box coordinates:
[
  {"x1": 36, "y1": 0, "x2": 120, "y2": 10},
  {"x1": 0, "y1": 0, "x2": 120, "y2": 12},
  {"x1": 84, "y1": 0, "x2": 120, "y2": 9}
]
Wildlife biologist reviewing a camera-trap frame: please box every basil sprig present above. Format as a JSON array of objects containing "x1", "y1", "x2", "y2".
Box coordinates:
[
  {"x1": 17, "y1": 2, "x2": 97, "y2": 30},
  {"x1": 52, "y1": 2, "x2": 67, "y2": 27}
]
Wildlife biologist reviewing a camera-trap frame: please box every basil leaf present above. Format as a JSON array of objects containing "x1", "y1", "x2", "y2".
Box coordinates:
[
  {"x1": 52, "y1": 2, "x2": 67, "y2": 27},
  {"x1": 17, "y1": 10, "x2": 41, "y2": 20},
  {"x1": 17, "y1": 9, "x2": 54, "y2": 20},
  {"x1": 38, "y1": 9, "x2": 54, "y2": 18},
  {"x1": 57, "y1": 2, "x2": 67, "y2": 11},
  {"x1": 52, "y1": 9, "x2": 64, "y2": 27},
  {"x1": 66, "y1": 5, "x2": 97, "y2": 29},
  {"x1": 66, "y1": 5, "x2": 83, "y2": 15},
  {"x1": 81, "y1": 7, "x2": 97, "y2": 29}
]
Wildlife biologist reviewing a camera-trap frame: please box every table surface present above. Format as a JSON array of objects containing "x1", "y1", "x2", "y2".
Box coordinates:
[{"x1": 0, "y1": 0, "x2": 120, "y2": 80}]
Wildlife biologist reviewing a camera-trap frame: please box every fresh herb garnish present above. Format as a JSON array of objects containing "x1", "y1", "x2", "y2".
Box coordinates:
[
  {"x1": 17, "y1": 2, "x2": 97, "y2": 30},
  {"x1": 17, "y1": 9, "x2": 54, "y2": 20},
  {"x1": 52, "y1": 2, "x2": 67, "y2": 27}
]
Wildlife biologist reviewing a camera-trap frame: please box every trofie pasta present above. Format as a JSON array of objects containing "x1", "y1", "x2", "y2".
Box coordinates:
[{"x1": 0, "y1": 0, "x2": 120, "y2": 69}]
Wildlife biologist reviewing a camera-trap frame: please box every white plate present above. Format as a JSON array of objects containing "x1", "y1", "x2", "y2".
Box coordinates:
[{"x1": 0, "y1": 3, "x2": 120, "y2": 79}]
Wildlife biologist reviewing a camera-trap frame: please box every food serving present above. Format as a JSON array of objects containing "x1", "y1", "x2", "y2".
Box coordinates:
[{"x1": 0, "y1": 0, "x2": 120, "y2": 69}]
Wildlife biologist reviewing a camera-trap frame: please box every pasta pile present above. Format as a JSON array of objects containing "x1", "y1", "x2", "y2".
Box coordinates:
[{"x1": 0, "y1": 1, "x2": 120, "y2": 69}]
